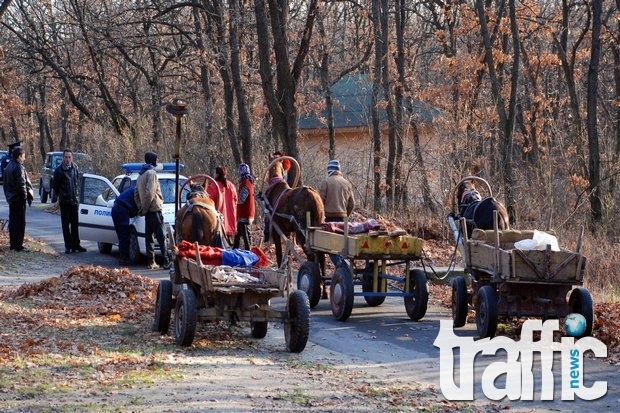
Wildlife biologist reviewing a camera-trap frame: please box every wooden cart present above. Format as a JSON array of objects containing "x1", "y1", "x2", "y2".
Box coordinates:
[
  {"x1": 153, "y1": 241, "x2": 311, "y2": 352},
  {"x1": 447, "y1": 176, "x2": 593, "y2": 338},
  {"x1": 303, "y1": 225, "x2": 429, "y2": 322}
]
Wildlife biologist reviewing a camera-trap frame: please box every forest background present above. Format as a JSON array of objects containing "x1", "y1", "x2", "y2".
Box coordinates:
[{"x1": 0, "y1": 1, "x2": 618, "y2": 300}]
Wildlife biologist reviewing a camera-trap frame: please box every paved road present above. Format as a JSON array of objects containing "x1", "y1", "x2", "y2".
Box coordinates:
[{"x1": 1, "y1": 189, "x2": 618, "y2": 411}]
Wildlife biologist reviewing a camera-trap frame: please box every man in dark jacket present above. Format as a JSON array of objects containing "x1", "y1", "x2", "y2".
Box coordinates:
[
  {"x1": 52, "y1": 149, "x2": 86, "y2": 254},
  {"x1": 112, "y1": 186, "x2": 139, "y2": 266},
  {"x1": 2, "y1": 146, "x2": 33, "y2": 252}
]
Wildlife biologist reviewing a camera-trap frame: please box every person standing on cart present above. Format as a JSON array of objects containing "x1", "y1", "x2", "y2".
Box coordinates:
[
  {"x1": 134, "y1": 151, "x2": 171, "y2": 270},
  {"x1": 233, "y1": 163, "x2": 255, "y2": 250},
  {"x1": 112, "y1": 186, "x2": 138, "y2": 266},
  {"x1": 319, "y1": 159, "x2": 355, "y2": 267}
]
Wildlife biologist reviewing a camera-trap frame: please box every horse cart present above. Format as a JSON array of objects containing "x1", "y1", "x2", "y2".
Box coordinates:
[
  {"x1": 152, "y1": 174, "x2": 311, "y2": 353},
  {"x1": 447, "y1": 176, "x2": 593, "y2": 338},
  {"x1": 301, "y1": 224, "x2": 429, "y2": 322}
]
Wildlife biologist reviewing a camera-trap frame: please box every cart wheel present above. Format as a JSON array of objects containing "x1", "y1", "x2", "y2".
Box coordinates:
[
  {"x1": 362, "y1": 263, "x2": 386, "y2": 307},
  {"x1": 330, "y1": 266, "x2": 354, "y2": 321},
  {"x1": 568, "y1": 287, "x2": 594, "y2": 337},
  {"x1": 475, "y1": 285, "x2": 498, "y2": 338},
  {"x1": 404, "y1": 269, "x2": 428, "y2": 321},
  {"x1": 153, "y1": 280, "x2": 173, "y2": 334},
  {"x1": 297, "y1": 261, "x2": 322, "y2": 309},
  {"x1": 451, "y1": 276, "x2": 468, "y2": 328},
  {"x1": 285, "y1": 290, "x2": 311, "y2": 353},
  {"x1": 175, "y1": 288, "x2": 197, "y2": 346},
  {"x1": 98, "y1": 242, "x2": 112, "y2": 254},
  {"x1": 251, "y1": 321, "x2": 269, "y2": 339}
]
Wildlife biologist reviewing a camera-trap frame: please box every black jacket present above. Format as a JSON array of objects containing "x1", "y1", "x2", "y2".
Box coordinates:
[
  {"x1": 52, "y1": 162, "x2": 80, "y2": 205},
  {"x1": 3, "y1": 159, "x2": 32, "y2": 204}
]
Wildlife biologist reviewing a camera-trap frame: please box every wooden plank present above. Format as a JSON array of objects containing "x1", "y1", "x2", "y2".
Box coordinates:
[
  {"x1": 307, "y1": 228, "x2": 423, "y2": 258},
  {"x1": 466, "y1": 240, "x2": 584, "y2": 283}
]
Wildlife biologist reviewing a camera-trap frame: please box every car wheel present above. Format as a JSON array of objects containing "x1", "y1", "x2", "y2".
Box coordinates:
[{"x1": 129, "y1": 228, "x2": 143, "y2": 264}]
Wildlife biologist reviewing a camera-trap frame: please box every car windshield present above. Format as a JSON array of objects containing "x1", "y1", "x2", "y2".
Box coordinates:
[{"x1": 113, "y1": 176, "x2": 189, "y2": 204}]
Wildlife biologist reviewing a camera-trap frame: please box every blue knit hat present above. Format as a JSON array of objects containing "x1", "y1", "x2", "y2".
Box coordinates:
[
  {"x1": 238, "y1": 163, "x2": 251, "y2": 176},
  {"x1": 327, "y1": 159, "x2": 340, "y2": 171}
]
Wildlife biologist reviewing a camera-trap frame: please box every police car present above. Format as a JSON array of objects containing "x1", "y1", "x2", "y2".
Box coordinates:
[{"x1": 78, "y1": 163, "x2": 189, "y2": 264}]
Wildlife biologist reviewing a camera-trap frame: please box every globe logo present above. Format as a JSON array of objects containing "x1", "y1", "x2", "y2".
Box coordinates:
[{"x1": 564, "y1": 313, "x2": 587, "y2": 337}]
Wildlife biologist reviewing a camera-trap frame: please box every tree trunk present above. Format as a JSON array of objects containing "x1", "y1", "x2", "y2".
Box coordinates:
[
  {"x1": 475, "y1": 0, "x2": 519, "y2": 224},
  {"x1": 587, "y1": 0, "x2": 602, "y2": 226},
  {"x1": 371, "y1": 0, "x2": 382, "y2": 211},
  {"x1": 229, "y1": 0, "x2": 253, "y2": 167}
]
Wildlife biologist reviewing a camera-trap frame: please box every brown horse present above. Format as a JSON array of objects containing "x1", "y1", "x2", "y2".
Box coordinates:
[
  {"x1": 260, "y1": 157, "x2": 325, "y2": 269},
  {"x1": 175, "y1": 180, "x2": 225, "y2": 249}
]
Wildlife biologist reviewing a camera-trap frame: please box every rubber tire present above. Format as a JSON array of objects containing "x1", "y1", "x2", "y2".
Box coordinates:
[
  {"x1": 568, "y1": 287, "x2": 594, "y2": 337},
  {"x1": 128, "y1": 228, "x2": 143, "y2": 264},
  {"x1": 475, "y1": 285, "x2": 498, "y2": 338},
  {"x1": 251, "y1": 321, "x2": 268, "y2": 339},
  {"x1": 362, "y1": 263, "x2": 386, "y2": 307},
  {"x1": 330, "y1": 265, "x2": 354, "y2": 321},
  {"x1": 297, "y1": 261, "x2": 322, "y2": 309},
  {"x1": 175, "y1": 288, "x2": 197, "y2": 346},
  {"x1": 98, "y1": 242, "x2": 113, "y2": 254},
  {"x1": 404, "y1": 269, "x2": 428, "y2": 321},
  {"x1": 452, "y1": 276, "x2": 468, "y2": 328},
  {"x1": 153, "y1": 280, "x2": 173, "y2": 334},
  {"x1": 284, "y1": 290, "x2": 311, "y2": 353}
]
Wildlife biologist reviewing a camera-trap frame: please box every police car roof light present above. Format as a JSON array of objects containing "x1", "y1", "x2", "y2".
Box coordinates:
[{"x1": 121, "y1": 162, "x2": 183, "y2": 173}]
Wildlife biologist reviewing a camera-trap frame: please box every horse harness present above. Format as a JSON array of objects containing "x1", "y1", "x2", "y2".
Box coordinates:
[
  {"x1": 179, "y1": 199, "x2": 226, "y2": 246},
  {"x1": 262, "y1": 179, "x2": 308, "y2": 231}
]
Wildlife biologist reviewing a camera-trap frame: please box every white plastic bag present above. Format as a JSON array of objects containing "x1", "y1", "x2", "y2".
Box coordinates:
[{"x1": 514, "y1": 230, "x2": 560, "y2": 251}]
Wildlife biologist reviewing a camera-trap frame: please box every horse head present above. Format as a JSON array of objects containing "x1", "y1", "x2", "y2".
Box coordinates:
[{"x1": 453, "y1": 176, "x2": 510, "y2": 236}]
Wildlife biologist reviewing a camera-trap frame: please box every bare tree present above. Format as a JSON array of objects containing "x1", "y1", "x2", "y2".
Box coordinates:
[
  {"x1": 587, "y1": 0, "x2": 602, "y2": 225},
  {"x1": 254, "y1": 0, "x2": 319, "y2": 171}
]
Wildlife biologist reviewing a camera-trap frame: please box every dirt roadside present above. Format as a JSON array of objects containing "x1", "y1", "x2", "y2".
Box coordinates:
[{"x1": 0, "y1": 232, "x2": 521, "y2": 413}]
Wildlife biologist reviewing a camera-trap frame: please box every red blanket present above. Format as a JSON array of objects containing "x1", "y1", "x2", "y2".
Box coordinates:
[{"x1": 177, "y1": 240, "x2": 223, "y2": 265}]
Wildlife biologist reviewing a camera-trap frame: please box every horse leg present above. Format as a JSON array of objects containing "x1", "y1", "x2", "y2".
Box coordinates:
[{"x1": 273, "y1": 233, "x2": 283, "y2": 268}]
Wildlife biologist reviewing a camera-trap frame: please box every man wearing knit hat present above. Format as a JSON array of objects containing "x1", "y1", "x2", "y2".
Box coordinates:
[
  {"x1": 319, "y1": 159, "x2": 355, "y2": 267},
  {"x1": 319, "y1": 160, "x2": 355, "y2": 222},
  {"x1": 134, "y1": 151, "x2": 171, "y2": 269}
]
